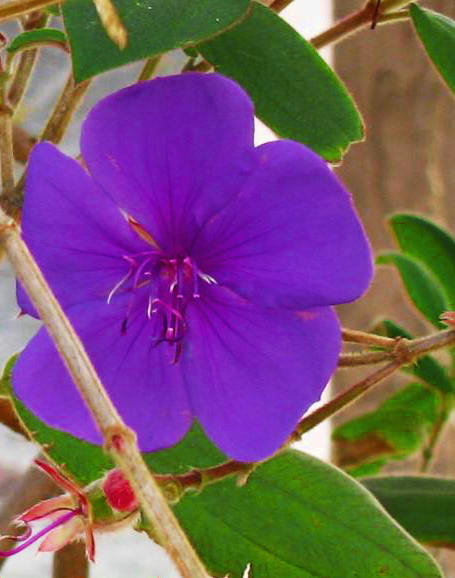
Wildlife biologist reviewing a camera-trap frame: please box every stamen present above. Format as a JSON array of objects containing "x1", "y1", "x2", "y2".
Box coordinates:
[
  {"x1": 107, "y1": 267, "x2": 133, "y2": 304},
  {"x1": 198, "y1": 271, "x2": 217, "y2": 285},
  {"x1": 192, "y1": 261, "x2": 200, "y2": 299},
  {"x1": 0, "y1": 509, "x2": 80, "y2": 558}
]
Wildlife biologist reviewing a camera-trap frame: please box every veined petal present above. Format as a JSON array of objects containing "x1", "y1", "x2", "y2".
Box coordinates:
[
  {"x1": 12, "y1": 297, "x2": 191, "y2": 451},
  {"x1": 193, "y1": 140, "x2": 372, "y2": 310},
  {"x1": 181, "y1": 286, "x2": 340, "y2": 462},
  {"x1": 20, "y1": 496, "x2": 74, "y2": 523},
  {"x1": 80, "y1": 73, "x2": 256, "y2": 254},
  {"x1": 19, "y1": 142, "x2": 147, "y2": 316}
]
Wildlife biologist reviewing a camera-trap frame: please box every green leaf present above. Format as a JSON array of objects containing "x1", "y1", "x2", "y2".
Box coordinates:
[
  {"x1": 410, "y1": 3, "x2": 455, "y2": 94},
  {"x1": 175, "y1": 451, "x2": 442, "y2": 577},
  {"x1": 376, "y1": 252, "x2": 450, "y2": 328},
  {"x1": 390, "y1": 214, "x2": 455, "y2": 308},
  {"x1": 0, "y1": 354, "x2": 18, "y2": 396},
  {"x1": 332, "y1": 382, "x2": 439, "y2": 468},
  {"x1": 363, "y1": 476, "x2": 455, "y2": 548},
  {"x1": 7, "y1": 29, "x2": 67, "y2": 54},
  {"x1": 198, "y1": 3, "x2": 363, "y2": 162},
  {"x1": 62, "y1": 0, "x2": 251, "y2": 82},
  {"x1": 377, "y1": 320, "x2": 454, "y2": 394}
]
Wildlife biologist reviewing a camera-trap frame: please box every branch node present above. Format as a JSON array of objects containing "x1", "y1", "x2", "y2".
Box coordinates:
[{"x1": 104, "y1": 425, "x2": 137, "y2": 454}]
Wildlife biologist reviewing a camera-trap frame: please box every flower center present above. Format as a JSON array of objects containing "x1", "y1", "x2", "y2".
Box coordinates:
[{"x1": 108, "y1": 250, "x2": 215, "y2": 363}]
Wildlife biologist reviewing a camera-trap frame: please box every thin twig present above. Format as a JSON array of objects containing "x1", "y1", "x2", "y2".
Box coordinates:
[
  {"x1": 0, "y1": 214, "x2": 212, "y2": 578},
  {"x1": 0, "y1": 74, "x2": 91, "y2": 220},
  {"x1": 137, "y1": 56, "x2": 162, "y2": 82},
  {"x1": 338, "y1": 350, "x2": 395, "y2": 367},
  {"x1": 40, "y1": 74, "x2": 91, "y2": 144},
  {"x1": 7, "y1": 11, "x2": 49, "y2": 110},
  {"x1": 0, "y1": 106, "x2": 14, "y2": 192},
  {"x1": 341, "y1": 328, "x2": 397, "y2": 348},
  {"x1": 421, "y1": 395, "x2": 452, "y2": 473},
  {"x1": 0, "y1": 0, "x2": 59, "y2": 23}
]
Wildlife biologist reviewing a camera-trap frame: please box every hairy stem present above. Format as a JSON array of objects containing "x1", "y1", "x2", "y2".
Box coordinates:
[
  {"x1": 269, "y1": 0, "x2": 410, "y2": 49},
  {"x1": 0, "y1": 215, "x2": 212, "y2": 578},
  {"x1": 341, "y1": 328, "x2": 396, "y2": 348}
]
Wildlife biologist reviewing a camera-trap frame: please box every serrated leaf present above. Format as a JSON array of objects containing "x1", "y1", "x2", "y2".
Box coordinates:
[
  {"x1": 376, "y1": 252, "x2": 450, "y2": 328},
  {"x1": 363, "y1": 476, "x2": 455, "y2": 548},
  {"x1": 378, "y1": 320, "x2": 454, "y2": 394},
  {"x1": 333, "y1": 382, "x2": 439, "y2": 468},
  {"x1": 175, "y1": 451, "x2": 442, "y2": 578},
  {"x1": 410, "y1": 3, "x2": 455, "y2": 94},
  {"x1": 7, "y1": 29, "x2": 67, "y2": 55},
  {"x1": 390, "y1": 214, "x2": 455, "y2": 308},
  {"x1": 198, "y1": 3, "x2": 363, "y2": 162},
  {"x1": 62, "y1": 0, "x2": 251, "y2": 83}
]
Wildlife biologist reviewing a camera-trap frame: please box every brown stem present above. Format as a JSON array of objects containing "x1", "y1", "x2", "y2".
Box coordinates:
[
  {"x1": 0, "y1": 106, "x2": 14, "y2": 192},
  {"x1": 12, "y1": 124, "x2": 36, "y2": 164},
  {"x1": 40, "y1": 74, "x2": 91, "y2": 144},
  {"x1": 338, "y1": 350, "x2": 395, "y2": 367},
  {"x1": 53, "y1": 542, "x2": 88, "y2": 578},
  {"x1": 0, "y1": 0, "x2": 59, "y2": 22},
  {"x1": 341, "y1": 328, "x2": 397, "y2": 348},
  {"x1": 137, "y1": 56, "x2": 162, "y2": 82},
  {"x1": 0, "y1": 74, "x2": 91, "y2": 220},
  {"x1": 7, "y1": 11, "x2": 49, "y2": 110},
  {"x1": 8, "y1": 49, "x2": 38, "y2": 109}
]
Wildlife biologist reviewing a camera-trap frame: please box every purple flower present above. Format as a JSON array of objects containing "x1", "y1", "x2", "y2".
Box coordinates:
[{"x1": 13, "y1": 73, "x2": 372, "y2": 462}]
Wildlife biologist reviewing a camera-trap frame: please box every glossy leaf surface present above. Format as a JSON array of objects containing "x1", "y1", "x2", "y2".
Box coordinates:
[{"x1": 199, "y1": 3, "x2": 363, "y2": 161}]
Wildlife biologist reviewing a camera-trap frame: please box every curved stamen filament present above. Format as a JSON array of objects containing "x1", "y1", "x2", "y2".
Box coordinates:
[{"x1": 0, "y1": 509, "x2": 81, "y2": 557}]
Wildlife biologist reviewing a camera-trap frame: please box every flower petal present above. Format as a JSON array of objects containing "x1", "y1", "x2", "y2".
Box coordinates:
[
  {"x1": 80, "y1": 73, "x2": 256, "y2": 254},
  {"x1": 193, "y1": 140, "x2": 373, "y2": 310},
  {"x1": 38, "y1": 515, "x2": 85, "y2": 553},
  {"x1": 19, "y1": 142, "x2": 147, "y2": 316},
  {"x1": 181, "y1": 286, "x2": 340, "y2": 462},
  {"x1": 13, "y1": 297, "x2": 191, "y2": 451}
]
